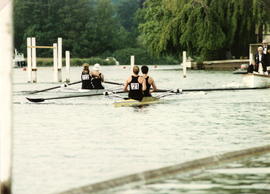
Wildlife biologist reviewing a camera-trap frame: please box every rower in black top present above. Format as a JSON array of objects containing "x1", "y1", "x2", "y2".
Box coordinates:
[
  {"x1": 91, "y1": 63, "x2": 104, "y2": 89},
  {"x1": 141, "y1": 65, "x2": 157, "y2": 96},
  {"x1": 124, "y1": 65, "x2": 146, "y2": 101},
  {"x1": 81, "y1": 63, "x2": 93, "y2": 89}
]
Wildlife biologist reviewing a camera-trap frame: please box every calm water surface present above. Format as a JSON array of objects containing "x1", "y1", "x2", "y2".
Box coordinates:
[{"x1": 12, "y1": 66, "x2": 270, "y2": 194}]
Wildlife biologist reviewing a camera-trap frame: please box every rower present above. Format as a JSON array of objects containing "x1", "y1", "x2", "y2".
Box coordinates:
[
  {"x1": 91, "y1": 63, "x2": 104, "y2": 89},
  {"x1": 141, "y1": 65, "x2": 157, "y2": 96},
  {"x1": 81, "y1": 63, "x2": 93, "y2": 89},
  {"x1": 124, "y1": 65, "x2": 146, "y2": 101}
]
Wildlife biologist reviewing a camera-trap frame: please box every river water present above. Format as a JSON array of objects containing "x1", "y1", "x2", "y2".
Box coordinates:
[{"x1": 12, "y1": 66, "x2": 270, "y2": 194}]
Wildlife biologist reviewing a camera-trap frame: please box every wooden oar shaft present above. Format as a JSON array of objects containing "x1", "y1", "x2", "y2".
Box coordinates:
[
  {"x1": 182, "y1": 87, "x2": 269, "y2": 92},
  {"x1": 157, "y1": 87, "x2": 268, "y2": 93},
  {"x1": 104, "y1": 81, "x2": 123, "y2": 86},
  {"x1": 26, "y1": 90, "x2": 127, "y2": 102},
  {"x1": 30, "y1": 81, "x2": 82, "y2": 94},
  {"x1": 30, "y1": 85, "x2": 62, "y2": 94},
  {"x1": 30, "y1": 80, "x2": 121, "y2": 94}
]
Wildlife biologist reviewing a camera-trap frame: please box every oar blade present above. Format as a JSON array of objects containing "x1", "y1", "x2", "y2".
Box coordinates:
[{"x1": 26, "y1": 97, "x2": 45, "y2": 103}]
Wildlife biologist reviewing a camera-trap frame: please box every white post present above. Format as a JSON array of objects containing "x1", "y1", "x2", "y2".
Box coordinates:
[
  {"x1": 53, "y1": 43, "x2": 58, "y2": 82},
  {"x1": 27, "y1": 37, "x2": 32, "y2": 82},
  {"x1": 57, "y1": 37, "x2": 62, "y2": 82},
  {"x1": 65, "y1": 51, "x2": 70, "y2": 83},
  {"x1": 249, "y1": 53, "x2": 253, "y2": 65},
  {"x1": 130, "y1": 55, "x2": 135, "y2": 72},
  {"x1": 183, "y1": 51, "x2": 187, "y2": 78},
  {"x1": 0, "y1": 0, "x2": 13, "y2": 193},
  {"x1": 31, "y1": 37, "x2": 37, "y2": 82}
]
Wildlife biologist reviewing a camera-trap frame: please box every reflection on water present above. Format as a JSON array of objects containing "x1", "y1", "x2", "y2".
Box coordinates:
[
  {"x1": 116, "y1": 153, "x2": 270, "y2": 194},
  {"x1": 12, "y1": 66, "x2": 270, "y2": 194}
]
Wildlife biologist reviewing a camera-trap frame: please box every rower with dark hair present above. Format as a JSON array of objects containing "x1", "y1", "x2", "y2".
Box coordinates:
[
  {"x1": 81, "y1": 63, "x2": 93, "y2": 89},
  {"x1": 141, "y1": 65, "x2": 157, "y2": 96},
  {"x1": 91, "y1": 63, "x2": 104, "y2": 89},
  {"x1": 124, "y1": 65, "x2": 146, "y2": 101}
]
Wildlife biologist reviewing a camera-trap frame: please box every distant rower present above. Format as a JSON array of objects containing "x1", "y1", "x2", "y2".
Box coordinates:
[
  {"x1": 124, "y1": 65, "x2": 146, "y2": 101},
  {"x1": 81, "y1": 63, "x2": 92, "y2": 89},
  {"x1": 141, "y1": 65, "x2": 157, "y2": 96},
  {"x1": 91, "y1": 63, "x2": 104, "y2": 89}
]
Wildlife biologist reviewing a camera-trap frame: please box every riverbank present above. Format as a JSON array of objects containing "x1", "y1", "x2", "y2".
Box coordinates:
[{"x1": 32, "y1": 58, "x2": 249, "y2": 71}]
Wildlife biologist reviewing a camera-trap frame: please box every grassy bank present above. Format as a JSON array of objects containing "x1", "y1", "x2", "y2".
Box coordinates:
[
  {"x1": 36, "y1": 57, "x2": 117, "y2": 66},
  {"x1": 36, "y1": 57, "x2": 179, "y2": 66}
]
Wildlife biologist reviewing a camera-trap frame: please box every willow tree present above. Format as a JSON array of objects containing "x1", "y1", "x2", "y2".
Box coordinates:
[{"x1": 138, "y1": 0, "x2": 270, "y2": 60}]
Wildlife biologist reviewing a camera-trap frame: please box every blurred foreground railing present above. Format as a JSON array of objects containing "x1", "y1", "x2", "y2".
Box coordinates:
[
  {"x1": 58, "y1": 144, "x2": 270, "y2": 194},
  {"x1": 0, "y1": 0, "x2": 13, "y2": 194}
]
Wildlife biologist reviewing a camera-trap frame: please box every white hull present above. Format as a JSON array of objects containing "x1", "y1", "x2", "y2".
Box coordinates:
[
  {"x1": 242, "y1": 73, "x2": 270, "y2": 88},
  {"x1": 57, "y1": 88, "x2": 106, "y2": 95}
]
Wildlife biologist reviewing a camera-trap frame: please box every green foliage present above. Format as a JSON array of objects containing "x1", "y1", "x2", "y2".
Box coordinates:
[
  {"x1": 71, "y1": 57, "x2": 116, "y2": 66},
  {"x1": 138, "y1": 0, "x2": 270, "y2": 60},
  {"x1": 115, "y1": 0, "x2": 139, "y2": 32},
  {"x1": 14, "y1": 0, "x2": 135, "y2": 58},
  {"x1": 14, "y1": 0, "x2": 269, "y2": 61},
  {"x1": 115, "y1": 0, "x2": 141, "y2": 48},
  {"x1": 112, "y1": 47, "x2": 178, "y2": 65},
  {"x1": 36, "y1": 57, "x2": 116, "y2": 66}
]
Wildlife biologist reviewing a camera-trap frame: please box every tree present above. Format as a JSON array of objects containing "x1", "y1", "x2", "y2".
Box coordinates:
[
  {"x1": 138, "y1": 0, "x2": 270, "y2": 60},
  {"x1": 115, "y1": 0, "x2": 140, "y2": 48},
  {"x1": 13, "y1": 0, "x2": 130, "y2": 57}
]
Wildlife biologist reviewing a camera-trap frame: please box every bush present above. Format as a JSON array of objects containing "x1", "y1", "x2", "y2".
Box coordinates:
[
  {"x1": 112, "y1": 47, "x2": 179, "y2": 65},
  {"x1": 37, "y1": 58, "x2": 53, "y2": 66},
  {"x1": 71, "y1": 57, "x2": 116, "y2": 66},
  {"x1": 36, "y1": 57, "x2": 116, "y2": 66}
]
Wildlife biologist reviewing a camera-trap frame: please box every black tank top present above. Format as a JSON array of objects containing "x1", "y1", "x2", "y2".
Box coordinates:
[
  {"x1": 91, "y1": 73, "x2": 104, "y2": 89},
  {"x1": 143, "y1": 76, "x2": 152, "y2": 97},
  {"x1": 128, "y1": 76, "x2": 143, "y2": 101},
  {"x1": 81, "y1": 71, "x2": 92, "y2": 89}
]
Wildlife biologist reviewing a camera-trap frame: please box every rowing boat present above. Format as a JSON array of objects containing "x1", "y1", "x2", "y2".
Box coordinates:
[
  {"x1": 57, "y1": 87, "x2": 106, "y2": 95},
  {"x1": 113, "y1": 97, "x2": 160, "y2": 107},
  {"x1": 242, "y1": 73, "x2": 270, "y2": 88}
]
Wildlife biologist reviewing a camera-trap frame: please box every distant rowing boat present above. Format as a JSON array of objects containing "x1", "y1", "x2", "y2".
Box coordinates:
[
  {"x1": 58, "y1": 88, "x2": 106, "y2": 95},
  {"x1": 242, "y1": 73, "x2": 270, "y2": 88},
  {"x1": 113, "y1": 97, "x2": 160, "y2": 107}
]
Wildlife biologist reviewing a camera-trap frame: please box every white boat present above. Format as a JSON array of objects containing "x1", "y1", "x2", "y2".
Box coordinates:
[
  {"x1": 242, "y1": 73, "x2": 270, "y2": 88},
  {"x1": 58, "y1": 87, "x2": 106, "y2": 94}
]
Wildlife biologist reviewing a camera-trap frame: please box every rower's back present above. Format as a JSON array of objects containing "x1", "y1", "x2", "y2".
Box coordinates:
[
  {"x1": 141, "y1": 65, "x2": 157, "y2": 97},
  {"x1": 81, "y1": 64, "x2": 92, "y2": 89},
  {"x1": 144, "y1": 76, "x2": 152, "y2": 96},
  {"x1": 91, "y1": 63, "x2": 104, "y2": 89},
  {"x1": 126, "y1": 66, "x2": 143, "y2": 101}
]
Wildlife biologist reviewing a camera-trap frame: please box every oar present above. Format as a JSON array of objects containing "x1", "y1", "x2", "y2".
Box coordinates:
[
  {"x1": 156, "y1": 86, "x2": 269, "y2": 93},
  {"x1": 104, "y1": 81, "x2": 124, "y2": 86},
  {"x1": 29, "y1": 81, "x2": 82, "y2": 94},
  {"x1": 156, "y1": 89, "x2": 182, "y2": 98},
  {"x1": 26, "y1": 91, "x2": 127, "y2": 103}
]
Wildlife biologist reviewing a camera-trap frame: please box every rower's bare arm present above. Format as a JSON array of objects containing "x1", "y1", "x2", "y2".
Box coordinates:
[
  {"x1": 123, "y1": 81, "x2": 128, "y2": 91},
  {"x1": 123, "y1": 77, "x2": 131, "y2": 91},
  {"x1": 101, "y1": 74, "x2": 104, "y2": 82},
  {"x1": 149, "y1": 77, "x2": 157, "y2": 92}
]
